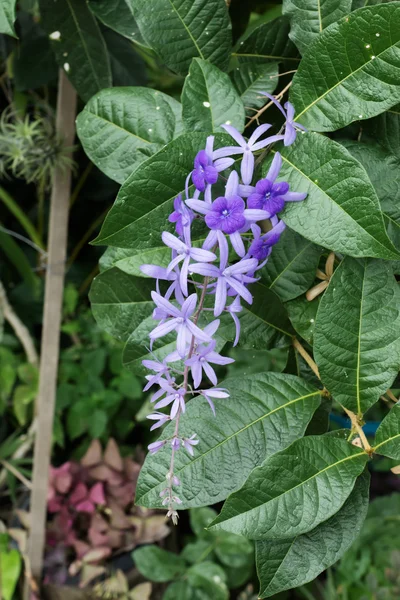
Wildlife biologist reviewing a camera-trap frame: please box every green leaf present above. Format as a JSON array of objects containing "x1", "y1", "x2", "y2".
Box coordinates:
[
  {"x1": 214, "y1": 532, "x2": 253, "y2": 569},
  {"x1": 286, "y1": 296, "x2": 319, "y2": 345},
  {"x1": 93, "y1": 133, "x2": 230, "y2": 248},
  {"x1": 256, "y1": 470, "x2": 370, "y2": 598},
  {"x1": 89, "y1": 267, "x2": 154, "y2": 342},
  {"x1": 103, "y1": 29, "x2": 147, "y2": 88},
  {"x1": 182, "y1": 58, "x2": 245, "y2": 133},
  {"x1": 233, "y1": 16, "x2": 299, "y2": 64},
  {"x1": 39, "y1": 0, "x2": 112, "y2": 102},
  {"x1": 209, "y1": 434, "x2": 368, "y2": 539},
  {"x1": 132, "y1": 546, "x2": 187, "y2": 582},
  {"x1": 340, "y1": 140, "x2": 400, "y2": 249},
  {"x1": 163, "y1": 582, "x2": 192, "y2": 600},
  {"x1": 365, "y1": 105, "x2": 400, "y2": 159},
  {"x1": 0, "y1": 0, "x2": 17, "y2": 37},
  {"x1": 186, "y1": 563, "x2": 229, "y2": 600},
  {"x1": 261, "y1": 228, "x2": 321, "y2": 302},
  {"x1": 136, "y1": 373, "x2": 321, "y2": 509},
  {"x1": 131, "y1": 0, "x2": 232, "y2": 75},
  {"x1": 314, "y1": 257, "x2": 400, "y2": 415},
  {"x1": 231, "y1": 62, "x2": 278, "y2": 112},
  {"x1": 0, "y1": 548, "x2": 22, "y2": 600},
  {"x1": 77, "y1": 87, "x2": 183, "y2": 184},
  {"x1": 271, "y1": 133, "x2": 400, "y2": 259},
  {"x1": 374, "y1": 403, "x2": 400, "y2": 460},
  {"x1": 88, "y1": 0, "x2": 147, "y2": 46},
  {"x1": 13, "y1": 36, "x2": 58, "y2": 90},
  {"x1": 283, "y1": 0, "x2": 352, "y2": 55},
  {"x1": 88, "y1": 409, "x2": 108, "y2": 438},
  {"x1": 290, "y1": 4, "x2": 400, "y2": 131}
]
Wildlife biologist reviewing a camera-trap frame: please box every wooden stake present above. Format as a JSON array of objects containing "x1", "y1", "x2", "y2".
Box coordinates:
[{"x1": 26, "y1": 70, "x2": 77, "y2": 583}]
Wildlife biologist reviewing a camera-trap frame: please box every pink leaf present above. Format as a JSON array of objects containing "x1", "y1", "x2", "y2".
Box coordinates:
[
  {"x1": 70, "y1": 482, "x2": 88, "y2": 505},
  {"x1": 89, "y1": 482, "x2": 106, "y2": 506},
  {"x1": 80, "y1": 439, "x2": 102, "y2": 467},
  {"x1": 75, "y1": 500, "x2": 95, "y2": 514},
  {"x1": 104, "y1": 438, "x2": 123, "y2": 471}
]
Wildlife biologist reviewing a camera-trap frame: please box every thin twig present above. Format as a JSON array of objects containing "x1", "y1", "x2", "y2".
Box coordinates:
[
  {"x1": 245, "y1": 81, "x2": 292, "y2": 130},
  {"x1": 292, "y1": 337, "x2": 320, "y2": 379},
  {"x1": 341, "y1": 406, "x2": 372, "y2": 454},
  {"x1": 0, "y1": 280, "x2": 39, "y2": 365},
  {"x1": 386, "y1": 389, "x2": 398, "y2": 403},
  {"x1": 0, "y1": 460, "x2": 32, "y2": 490}
]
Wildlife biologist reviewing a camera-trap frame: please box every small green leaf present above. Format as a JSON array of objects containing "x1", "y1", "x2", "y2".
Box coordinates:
[
  {"x1": 291, "y1": 4, "x2": 400, "y2": 131},
  {"x1": 186, "y1": 562, "x2": 229, "y2": 600},
  {"x1": 261, "y1": 228, "x2": 321, "y2": 302},
  {"x1": 272, "y1": 133, "x2": 400, "y2": 259},
  {"x1": 182, "y1": 58, "x2": 245, "y2": 133},
  {"x1": 88, "y1": 0, "x2": 147, "y2": 46},
  {"x1": 233, "y1": 16, "x2": 299, "y2": 64},
  {"x1": 89, "y1": 267, "x2": 154, "y2": 342},
  {"x1": 256, "y1": 470, "x2": 370, "y2": 598},
  {"x1": 314, "y1": 257, "x2": 400, "y2": 415},
  {"x1": 39, "y1": 0, "x2": 112, "y2": 102},
  {"x1": 77, "y1": 87, "x2": 183, "y2": 184},
  {"x1": 1, "y1": 548, "x2": 22, "y2": 600},
  {"x1": 0, "y1": 0, "x2": 17, "y2": 37},
  {"x1": 283, "y1": 0, "x2": 352, "y2": 55},
  {"x1": 136, "y1": 373, "x2": 321, "y2": 508},
  {"x1": 286, "y1": 296, "x2": 319, "y2": 345},
  {"x1": 88, "y1": 410, "x2": 108, "y2": 438},
  {"x1": 374, "y1": 403, "x2": 400, "y2": 460},
  {"x1": 131, "y1": 0, "x2": 232, "y2": 75},
  {"x1": 209, "y1": 434, "x2": 368, "y2": 539},
  {"x1": 231, "y1": 62, "x2": 278, "y2": 113},
  {"x1": 132, "y1": 546, "x2": 187, "y2": 582}
]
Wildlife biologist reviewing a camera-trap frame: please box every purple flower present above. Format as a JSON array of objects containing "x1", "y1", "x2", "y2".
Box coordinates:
[
  {"x1": 162, "y1": 229, "x2": 216, "y2": 296},
  {"x1": 140, "y1": 263, "x2": 184, "y2": 305},
  {"x1": 247, "y1": 153, "x2": 307, "y2": 217},
  {"x1": 154, "y1": 387, "x2": 186, "y2": 419},
  {"x1": 142, "y1": 358, "x2": 171, "y2": 391},
  {"x1": 185, "y1": 339, "x2": 234, "y2": 388},
  {"x1": 213, "y1": 124, "x2": 284, "y2": 185},
  {"x1": 150, "y1": 292, "x2": 211, "y2": 357},
  {"x1": 148, "y1": 440, "x2": 166, "y2": 454},
  {"x1": 226, "y1": 296, "x2": 242, "y2": 346},
  {"x1": 190, "y1": 241, "x2": 258, "y2": 316},
  {"x1": 146, "y1": 411, "x2": 170, "y2": 431},
  {"x1": 260, "y1": 93, "x2": 307, "y2": 146},
  {"x1": 199, "y1": 388, "x2": 230, "y2": 416},
  {"x1": 165, "y1": 319, "x2": 221, "y2": 364},
  {"x1": 192, "y1": 135, "x2": 234, "y2": 194},
  {"x1": 168, "y1": 194, "x2": 194, "y2": 237},
  {"x1": 248, "y1": 220, "x2": 286, "y2": 261},
  {"x1": 187, "y1": 172, "x2": 269, "y2": 258},
  {"x1": 171, "y1": 437, "x2": 181, "y2": 451},
  {"x1": 183, "y1": 434, "x2": 199, "y2": 456}
]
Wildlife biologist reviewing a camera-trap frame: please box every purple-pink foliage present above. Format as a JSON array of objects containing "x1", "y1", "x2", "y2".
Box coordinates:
[{"x1": 140, "y1": 98, "x2": 307, "y2": 524}]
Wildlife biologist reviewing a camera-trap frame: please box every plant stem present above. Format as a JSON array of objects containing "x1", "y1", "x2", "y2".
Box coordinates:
[
  {"x1": 292, "y1": 337, "x2": 320, "y2": 379},
  {"x1": 26, "y1": 70, "x2": 77, "y2": 584},
  {"x1": 0, "y1": 280, "x2": 38, "y2": 366},
  {"x1": 0, "y1": 186, "x2": 44, "y2": 250},
  {"x1": 245, "y1": 81, "x2": 292, "y2": 130},
  {"x1": 69, "y1": 161, "x2": 93, "y2": 207},
  {"x1": 166, "y1": 277, "x2": 210, "y2": 521}
]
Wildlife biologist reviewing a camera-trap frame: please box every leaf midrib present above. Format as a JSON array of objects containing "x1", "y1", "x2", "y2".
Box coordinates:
[
  {"x1": 356, "y1": 260, "x2": 367, "y2": 416},
  {"x1": 232, "y1": 52, "x2": 300, "y2": 62},
  {"x1": 374, "y1": 432, "x2": 400, "y2": 452},
  {"x1": 80, "y1": 110, "x2": 154, "y2": 146},
  {"x1": 214, "y1": 451, "x2": 365, "y2": 527},
  {"x1": 294, "y1": 30, "x2": 400, "y2": 122},
  {"x1": 137, "y1": 389, "x2": 321, "y2": 503},
  {"x1": 167, "y1": 0, "x2": 205, "y2": 59},
  {"x1": 266, "y1": 241, "x2": 314, "y2": 290}
]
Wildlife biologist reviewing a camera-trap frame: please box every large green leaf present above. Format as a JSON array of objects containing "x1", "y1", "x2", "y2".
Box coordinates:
[
  {"x1": 290, "y1": 4, "x2": 400, "y2": 131},
  {"x1": 13, "y1": 36, "x2": 58, "y2": 91},
  {"x1": 374, "y1": 403, "x2": 400, "y2": 460},
  {"x1": 340, "y1": 140, "x2": 400, "y2": 248},
  {"x1": 88, "y1": 0, "x2": 146, "y2": 46},
  {"x1": 209, "y1": 434, "x2": 368, "y2": 539},
  {"x1": 181, "y1": 58, "x2": 245, "y2": 133},
  {"x1": 314, "y1": 257, "x2": 400, "y2": 415},
  {"x1": 283, "y1": 0, "x2": 352, "y2": 55},
  {"x1": 365, "y1": 105, "x2": 400, "y2": 158},
  {"x1": 93, "y1": 133, "x2": 230, "y2": 248},
  {"x1": 231, "y1": 62, "x2": 278, "y2": 112},
  {"x1": 272, "y1": 133, "x2": 400, "y2": 259},
  {"x1": 261, "y1": 228, "x2": 321, "y2": 302},
  {"x1": 233, "y1": 16, "x2": 299, "y2": 64},
  {"x1": 0, "y1": 0, "x2": 16, "y2": 37},
  {"x1": 103, "y1": 29, "x2": 147, "y2": 88},
  {"x1": 89, "y1": 267, "x2": 154, "y2": 342},
  {"x1": 77, "y1": 87, "x2": 183, "y2": 184},
  {"x1": 256, "y1": 470, "x2": 370, "y2": 598},
  {"x1": 136, "y1": 373, "x2": 321, "y2": 508},
  {"x1": 39, "y1": 0, "x2": 112, "y2": 102},
  {"x1": 131, "y1": 0, "x2": 232, "y2": 75}
]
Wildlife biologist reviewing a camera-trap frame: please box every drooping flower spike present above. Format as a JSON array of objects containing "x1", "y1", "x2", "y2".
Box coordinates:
[
  {"x1": 140, "y1": 106, "x2": 307, "y2": 522},
  {"x1": 260, "y1": 92, "x2": 307, "y2": 146}
]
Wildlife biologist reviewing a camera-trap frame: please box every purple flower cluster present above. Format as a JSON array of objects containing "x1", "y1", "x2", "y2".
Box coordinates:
[{"x1": 140, "y1": 95, "x2": 307, "y2": 524}]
